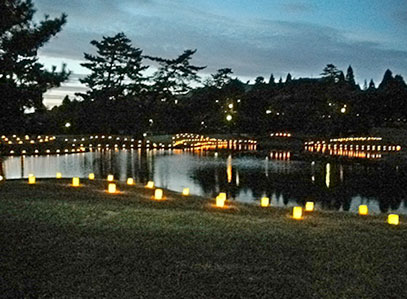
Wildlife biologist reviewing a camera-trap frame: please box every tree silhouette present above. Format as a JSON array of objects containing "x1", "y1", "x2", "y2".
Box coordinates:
[
  {"x1": 345, "y1": 65, "x2": 356, "y2": 86},
  {"x1": 0, "y1": 0, "x2": 69, "y2": 132},
  {"x1": 146, "y1": 49, "x2": 206, "y2": 98},
  {"x1": 79, "y1": 32, "x2": 148, "y2": 101},
  {"x1": 210, "y1": 68, "x2": 233, "y2": 88},
  {"x1": 321, "y1": 64, "x2": 341, "y2": 82},
  {"x1": 78, "y1": 33, "x2": 149, "y2": 133}
]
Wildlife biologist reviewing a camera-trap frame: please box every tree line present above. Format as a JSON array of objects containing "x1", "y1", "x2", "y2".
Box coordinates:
[{"x1": 2, "y1": 0, "x2": 407, "y2": 137}]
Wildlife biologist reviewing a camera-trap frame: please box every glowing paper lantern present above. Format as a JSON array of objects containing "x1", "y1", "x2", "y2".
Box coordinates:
[
  {"x1": 72, "y1": 177, "x2": 80, "y2": 187},
  {"x1": 108, "y1": 183, "x2": 116, "y2": 193},
  {"x1": 218, "y1": 192, "x2": 227, "y2": 201},
  {"x1": 260, "y1": 197, "x2": 270, "y2": 207},
  {"x1": 359, "y1": 205, "x2": 368, "y2": 215},
  {"x1": 154, "y1": 189, "x2": 163, "y2": 200},
  {"x1": 107, "y1": 174, "x2": 114, "y2": 182},
  {"x1": 88, "y1": 173, "x2": 95, "y2": 180},
  {"x1": 305, "y1": 202, "x2": 314, "y2": 212},
  {"x1": 388, "y1": 214, "x2": 399, "y2": 225},
  {"x1": 56, "y1": 172, "x2": 62, "y2": 179},
  {"x1": 292, "y1": 207, "x2": 303, "y2": 219},
  {"x1": 28, "y1": 175, "x2": 36, "y2": 185},
  {"x1": 182, "y1": 188, "x2": 190, "y2": 196},
  {"x1": 127, "y1": 178, "x2": 134, "y2": 185},
  {"x1": 216, "y1": 196, "x2": 225, "y2": 208},
  {"x1": 145, "y1": 181, "x2": 154, "y2": 189}
]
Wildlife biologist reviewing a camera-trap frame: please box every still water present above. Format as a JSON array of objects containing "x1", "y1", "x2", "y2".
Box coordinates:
[{"x1": 3, "y1": 149, "x2": 407, "y2": 215}]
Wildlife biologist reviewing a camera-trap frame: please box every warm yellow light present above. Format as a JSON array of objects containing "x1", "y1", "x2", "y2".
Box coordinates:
[
  {"x1": 108, "y1": 183, "x2": 116, "y2": 193},
  {"x1": 226, "y1": 114, "x2": 232, "y2": 121},
  {"x1": 359, "y1": 205, "x2": 368, "y2": 215},
  {"x1": 388, "y1": 214, "x2": 399, "y2": 225},
  {"x1": 146, "y1": 181, "x2": 154, "y2": 189},
  {"x1": 127, "y1": 178, "x2": 134, "y2": 185},
  {"x1": 260, "y1": 197, "x2": 270, "y2": 207},
  {"x1": 182, "y1": 188, "x2": 190, "y2": 196},
  {"x1": 56, "y1": 172, "x2": 62, "y2": 179},
  {"x1": 216, "y1": 196, "x2": 225, "y2": 208},
  {"x1": 0, "y1": 175, "x2": 4, "y2": 181},
  {"x1": 154, "y1": 188, "x2": 163, "y2": 200},
  {"x1": 107, "y1": 174, "x2": 114, "y2": 181},
  {"x1": 28, "y1": 175, "x2": 36, "y2": 185},
  {"x1": 292, "y1": 206, "x2": 303, "y2": 219},
  {"x1": 88, "y1": 173, "x2": 95, "y2": 180},
  {"x1": 218, "y1": 192, "x2": 227, "y2": 201},
  {"x1": 72, "y1": 177, "x2": 80, "y2": 187},
  {"x1": 305, "y1": 201, "x2": 314, "y2": 212}
]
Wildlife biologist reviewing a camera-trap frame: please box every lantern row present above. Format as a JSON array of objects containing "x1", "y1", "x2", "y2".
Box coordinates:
[{"x1": 12, "y1": 174, "x2": 402, "y2": 226}]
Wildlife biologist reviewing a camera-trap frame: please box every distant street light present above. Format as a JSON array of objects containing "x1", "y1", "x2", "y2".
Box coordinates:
[
  {"x1": 226, "y1": 114, "x2": 232, "y2": 121},
  {"x1": 341, "y1": 107, "x2": 346, "y2": 113},
  {"x1": 65, "y1": 122, "x2": 71, "y2": 128},
  {"x1": 228, "y1": 103, "x2": 233, "y2": 109}
]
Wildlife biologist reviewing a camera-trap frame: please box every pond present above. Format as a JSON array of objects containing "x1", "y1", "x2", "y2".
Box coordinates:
[{"x1": 3, "y1": 149, "x2": 407, "y2": 215}]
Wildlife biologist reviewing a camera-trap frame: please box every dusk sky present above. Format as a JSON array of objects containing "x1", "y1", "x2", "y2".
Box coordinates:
[{"x1": 35, "y1": 0, "x2": 407, "y2": 107}]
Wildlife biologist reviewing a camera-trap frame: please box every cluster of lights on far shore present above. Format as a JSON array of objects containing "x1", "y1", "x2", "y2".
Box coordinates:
[
  {"x1": 270, "y1": 132, "x2": 292, "y2": 137},
  {"x1": 305, "y1": 136, "x2": 402, "y2": 159},
  {"x1": 173, "y1": 133, "x2": 257, "y2": 151},
  {"x1": 0, "y1": 135, "x2": 56, "y2": 145},
  {"x1": 0, "y1": 133, "x2": 258, "y2": 156}
]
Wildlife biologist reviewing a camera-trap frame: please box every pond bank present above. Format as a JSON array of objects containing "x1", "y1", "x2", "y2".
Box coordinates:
[{"x1": 0, "y1": 179, "x2": 406, "y2": 297}]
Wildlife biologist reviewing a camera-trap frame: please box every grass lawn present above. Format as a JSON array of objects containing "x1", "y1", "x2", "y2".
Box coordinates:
[{"x1": 0, "y1": 179, "x2": 406, "y2": 298}]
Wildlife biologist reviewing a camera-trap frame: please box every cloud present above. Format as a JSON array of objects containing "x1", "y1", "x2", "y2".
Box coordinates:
[
  {"x1": 281, "y1": 2, "x2": 315, "y2": 13},
  {"x1": 35, "y1": 0, "x2": 407, "y2": 106}
]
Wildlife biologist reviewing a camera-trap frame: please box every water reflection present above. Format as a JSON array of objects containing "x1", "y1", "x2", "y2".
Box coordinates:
[{"x1": 2, "y1": 149, "x2": 407, "y2": 215}]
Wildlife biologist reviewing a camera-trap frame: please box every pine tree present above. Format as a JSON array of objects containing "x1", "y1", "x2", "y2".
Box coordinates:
[
  {"x1": 0, "y1": 0, "x2": 69, "y2": 132},
  {"x1": 285, "y1": 73, "x2": 292, "y2": 83},
  {"x1": 378, "y1": 69, "x2": 393, "y2": 89},
  {"x1": 255, "y1": 76, "x2": 265, "y2": 85},
  {"x1": 368, "y1": 79, "x2": 375, "y2": 89},
  {"x1": 146, "y1": 49, "x2": 206, "y2": 98},
  {"x1": 345, "y1": 65, "x2": 356, "y2": 85},
  {"x1": 268, "y1": 73, "x2": 275, "y2": 86},
  {"x1": 321, "y1": 64, "x2": 341, "y2": 82},
  {"x1": 363, "y1": 80, "x2": 368, "y2": 90},
  {"x1": 79, "y1": 32, "x2": 149, "y2": 101},
  {"x1": 210, "y1": 68, "x2": 233, "y2": 88}
]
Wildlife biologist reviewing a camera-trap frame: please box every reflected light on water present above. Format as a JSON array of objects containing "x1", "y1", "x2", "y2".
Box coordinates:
[
  {"x1": 2, "y1": 149, "x2": 407, "y2": 215},
  {"x1": 326, "y1": 163, "x2": 331, "y2": 188}
]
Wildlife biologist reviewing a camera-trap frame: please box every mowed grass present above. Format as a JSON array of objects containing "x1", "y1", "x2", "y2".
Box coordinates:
[{"x1": 0, "y1": 179, "x2": 406, "y2": 298}]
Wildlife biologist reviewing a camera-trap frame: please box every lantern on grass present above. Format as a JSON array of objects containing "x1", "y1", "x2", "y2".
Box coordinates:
[
  {"x1": 305, "y1": 202, "x2": 314, "y2": 212},
  {"x1": 127, "y1": 178, "x2": 134, "y2": 185},
  {"x1": 154, "y1": 189, "x2": 164, "y2": 200},
  {"x1": 108, "y1": 183, "x2": 117, "y2": 193},
  {"x1": 146, "y1": 181, "x2": 154, "y2": 189},
  {"x1": 72, "y1": 177, "x2": 80, "y2": 187},
  {"x1": 388, "y1": 214, "x2": 399, "y2": 225},
  {"x1": 292, "y1": 206, "x2": 303, "y2": 219},
  {"x1": 107, "y1": 174, "x2": 114, "y2": 182},
  {"x1": 56, "y1": 172, "x2": 62, "y2": 179},
  {"x1": 218, "y1": 192, "x2": 227, "y2": 201},
  {"x1": 216, "y1": 196, "x2": 225, "y2": 208},
  {"x1": 182, "y1": 188, "x2": 190, "y2": 196},
  {"x1": 88, "y1": 173, "x2": 95, "y2": 180},
  {"x1": 359, "y1": 205, "x2": 368, "y2": 215},
  {"x1": 260, "y1": 197, "x2": 270, "y2": 207},
  {"x1": 28, "y1": 174, "x2": 36, "y2": 185}
]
